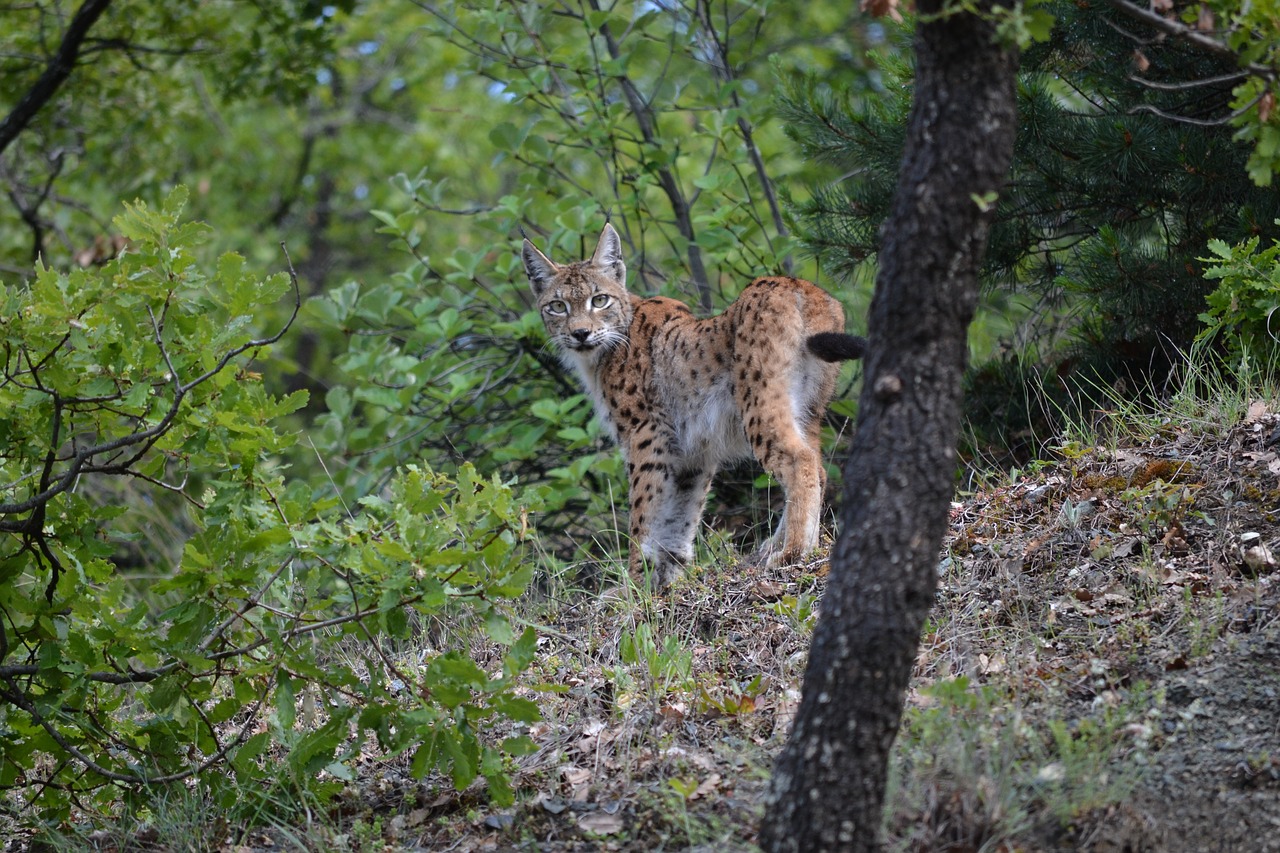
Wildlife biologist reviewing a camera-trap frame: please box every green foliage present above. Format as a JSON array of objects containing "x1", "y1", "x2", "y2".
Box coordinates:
[
  {"x1": 1190, "y1": 0, "x2": 1280, "y2": 185},
  {"x1": 927, "y1": 0, "x2": 1055, "y2": 49},
  {"x1": 782, "y1": 2, "x2": 1280, "y2": 459},
  {"x1": 1198, "y1": 232, "x2": 1280, "y2": 364},
  {"x1": 2, "y1": 1, "x2": 878, "y2": 578},
  {"x1": 0, "y1": 194, "x2": 540, "y2": 828},
  {"x1": 308, "y1": 188, "x2": 626, "y2": 544},
  {"x1": 0, "y1": 1, "x2": 346, "y2": 275},
  {"x1": 618, "y1": 622, "x2": 694, "y2": 697},
  {"x1": 765, "y1": 593, "x2": 819, "y2": 633}
]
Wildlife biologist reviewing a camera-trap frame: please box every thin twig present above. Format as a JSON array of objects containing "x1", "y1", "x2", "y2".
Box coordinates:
[{"x1": 1104, "y1": 0, "x2": 1278, "y2": 83}]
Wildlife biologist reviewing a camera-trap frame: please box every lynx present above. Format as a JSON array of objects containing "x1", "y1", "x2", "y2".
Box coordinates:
[{"x1": 522, "y1": 224, "x2": 865, "y2": 588}]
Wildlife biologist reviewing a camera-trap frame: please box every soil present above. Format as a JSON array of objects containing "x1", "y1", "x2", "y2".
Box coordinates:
[{"x1": 936, "y1": 404, "x2": 1280, "y2": 853}]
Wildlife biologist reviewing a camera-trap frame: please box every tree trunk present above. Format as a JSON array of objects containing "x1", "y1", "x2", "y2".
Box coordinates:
[{"x1": 759, "y1": 6, "x2": 1019, "y2": 852}]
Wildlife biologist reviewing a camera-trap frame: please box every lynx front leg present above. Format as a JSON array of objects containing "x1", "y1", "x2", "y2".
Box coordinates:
[
  {"x1": 625, "y1": 443, "x2": 711, "y2": 589},
  {"x1": 646, "y1": 464, "x2": 713, "y2": 588}
]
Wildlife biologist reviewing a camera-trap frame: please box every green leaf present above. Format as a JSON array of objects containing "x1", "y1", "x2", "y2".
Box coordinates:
[
  {"x1": 276, "y1": 675, "x2": 296, "y2": 731},
  {"x1": 484, "y1": 609, "x2": 515, "y2": 644},
  {"x1": 502, "y1": 735, "x2": 538, "y2": 756},
  {"x1": 488, "y1": 122, "x2": 525, "y2": 152},
  {"x1": 289, "y1": 715, "x2": 348, "y2": 775},
  {"x1": 1207, "y1": 238, "x2": 1233, "y2": 259}
]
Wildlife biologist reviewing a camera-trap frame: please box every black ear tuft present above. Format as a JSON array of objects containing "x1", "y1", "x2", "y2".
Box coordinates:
[
  {"x1": 590, "y1": 223, "x2": 626, "y2": 285},
  {"x1": 522, "y1": 238, "x2": 560, "y2": 296}
]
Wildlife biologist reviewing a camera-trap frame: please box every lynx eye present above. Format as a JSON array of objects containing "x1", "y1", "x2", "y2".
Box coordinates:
[
  {"x1": 545, "y1": 300, "x2": 568, "y2": 315},
  {"x1": 590, "y1": 293, "x2": 611, "y2": 309}
]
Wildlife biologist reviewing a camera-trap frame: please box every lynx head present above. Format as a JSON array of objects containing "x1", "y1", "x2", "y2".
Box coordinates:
[{"x1": 522, "y1": 223, "x2": 634, "y2": 364}]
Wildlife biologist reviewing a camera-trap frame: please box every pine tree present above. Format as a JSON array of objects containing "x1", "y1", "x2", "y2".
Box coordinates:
[{"x1": 781, "y1": 3, "x2": 1280, "y2": 456}]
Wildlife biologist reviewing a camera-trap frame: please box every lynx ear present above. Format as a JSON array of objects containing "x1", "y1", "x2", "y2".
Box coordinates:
[
  {"x1": 590, "y1": 223, "x2": 626, "y2": 286},
  {"x1": 522, "y1": 238, "x2": 560, "y2": 297}
]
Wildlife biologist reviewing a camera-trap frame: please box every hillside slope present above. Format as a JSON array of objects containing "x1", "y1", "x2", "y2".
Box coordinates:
[
  {"x1": 18, "y1": 401, "x2": 1280, "y2": 852},
  {"x1": 499, "y1": 400, "x2": 1280, "y2": 852}
]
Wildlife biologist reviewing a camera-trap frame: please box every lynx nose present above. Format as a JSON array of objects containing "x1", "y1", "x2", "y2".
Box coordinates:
[{"x1": 570, "y1": 328, "x2": 591, "y2": 344}]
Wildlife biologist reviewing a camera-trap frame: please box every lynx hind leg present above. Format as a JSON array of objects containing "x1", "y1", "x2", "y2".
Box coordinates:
[
  {"x1": 756, "y1": 432, "x2": 825, "y2": 568},
  {"x1": 803, "y1": 361, "x2": 841, "y2": 550},
  {"x1": 737, "y1": 333, "x2": 838, "y2": 569},
  {"x1": 754, "y1": 390, "x2": 834, "y2": 567}
]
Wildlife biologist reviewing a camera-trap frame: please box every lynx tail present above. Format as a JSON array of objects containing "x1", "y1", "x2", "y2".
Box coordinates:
[{"x1": 806, "y1": 332, "x2": 867, "y2": 363}]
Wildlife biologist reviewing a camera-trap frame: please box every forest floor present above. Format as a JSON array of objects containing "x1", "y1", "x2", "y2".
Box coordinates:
[{"x1": 13, "y1": 399, "x2": 1280, "y2": 852}]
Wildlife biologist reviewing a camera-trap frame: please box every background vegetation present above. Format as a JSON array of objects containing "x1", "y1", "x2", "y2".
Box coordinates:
[{"x1": 3, "y1": 0, "x2": 1280, "y2": 847}]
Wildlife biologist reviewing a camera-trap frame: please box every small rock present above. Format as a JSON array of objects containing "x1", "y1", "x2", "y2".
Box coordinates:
[
  {"x1": 1242, "y1": 542, "x2": 1277, "y2": 575},
  {"x1": 1036, "y1": 762, "x2": 1065, "y2": 782},
  {"x1": 577, "y1": 810, "x2": 626, "y2": 836}
]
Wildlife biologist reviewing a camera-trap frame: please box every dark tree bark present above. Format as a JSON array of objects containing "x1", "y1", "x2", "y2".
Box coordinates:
[{"x1": 759, "y1": 5, "x2": 1019, "y2": 852}]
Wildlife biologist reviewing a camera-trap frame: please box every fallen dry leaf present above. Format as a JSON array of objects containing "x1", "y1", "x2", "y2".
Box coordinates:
[
  {"x1": 978, "y1": 653, "x2": 1006, "y2": 675},
  {"x1": 860, "y1": 0, "x2": 905, "y2": 23},
  {"x1": 1114, "y1": 537, "x2": 1142, "y2": 558},
  {"x1": 659, "y1": 701, "x2": 687, "y2": 725},
  {"x1": 577, "y1": 811, "x2": 626, "y2": 836},
  {"x1": 1242, "y1": 544, "x2": 1276, "y2": 574},
  {"x1": 750, "y1": 580, "x2": 785, "y2": 601},
  {"x1": 692, "y1": 773, "x2": 722, "y2": 800},
  {"x1": 1102, "y1": 587, "x2": 1134, "y2": 606},
  {"x1": 560, "y1": 764, "x2": 591, "y2": 799}
]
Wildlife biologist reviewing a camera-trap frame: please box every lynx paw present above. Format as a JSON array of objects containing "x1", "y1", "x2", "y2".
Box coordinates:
[{"x1": 629, "y1": 557, "x2": 684, "y2": 591}]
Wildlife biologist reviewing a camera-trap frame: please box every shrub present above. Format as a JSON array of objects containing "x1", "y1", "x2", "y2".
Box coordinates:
[
  {"x1": 0, "y1": 189, "x2": 539, "y2": 829},
  {"x1": 1198, "y1": 232, "x2": 1280, "y2": 369}
]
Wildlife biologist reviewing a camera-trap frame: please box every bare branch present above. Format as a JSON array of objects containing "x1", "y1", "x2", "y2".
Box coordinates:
[
  {"x1": 1129, "y1": 69, "x2": 1251, "y2": 91},
  {"x1": 0, "y1": 0, "x2": 115, "y2": 156},
  {"x1": 587, "y1": 0, "x2": 712, "y2": 309},
  {"x1": 1129, "y1": 88, "x2": 1267, "y2": 126},
  {"x1": 690, "y1": 0, "x2": 790, "y2": 271}
]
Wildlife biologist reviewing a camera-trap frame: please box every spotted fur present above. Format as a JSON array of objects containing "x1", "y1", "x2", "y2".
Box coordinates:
[{"x1": 523, "y1": 224, "x2": 865, "y2": 588}]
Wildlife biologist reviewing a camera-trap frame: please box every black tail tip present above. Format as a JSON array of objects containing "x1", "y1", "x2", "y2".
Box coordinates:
[{"x1": 807, "y1": 332, "x2": 867, "y2": 363}]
